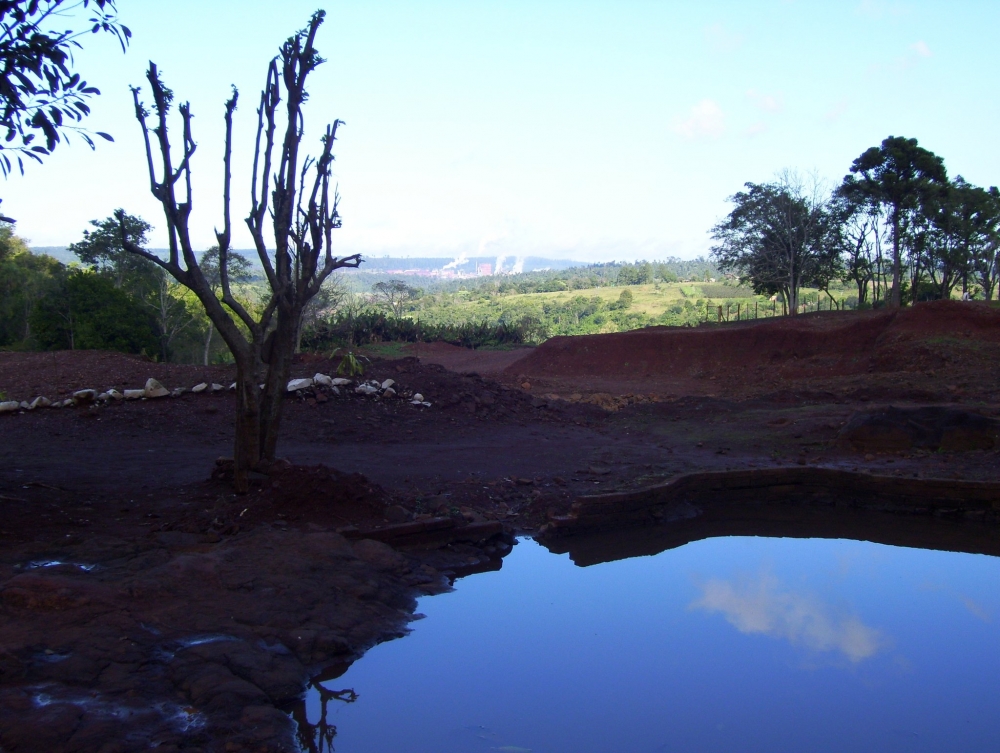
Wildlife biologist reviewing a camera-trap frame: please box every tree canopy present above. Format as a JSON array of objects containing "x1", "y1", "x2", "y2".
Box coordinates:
[
  {"x1": 0, "y1": 1, "x2": 129, "y2": 175},
  {"x1": 711, "y1": 174, "x2": 841, "y2": 313},
  {"x1": 837, "y1": 136, "x2": 948, "y2": 307}
]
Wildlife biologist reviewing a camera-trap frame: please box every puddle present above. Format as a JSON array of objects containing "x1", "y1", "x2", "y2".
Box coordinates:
[
  {"x1": 296, "y1": 530, "x2": 1000, "y2": 752},
  {"x1": 21, "y1": 560, "x2": 97, "y2": 572}
]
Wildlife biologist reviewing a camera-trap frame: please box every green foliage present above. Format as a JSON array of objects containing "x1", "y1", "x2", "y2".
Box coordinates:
[
  {"x1": 69, "y1": 210, "x2": 159, "y2": 293},
  {"x1": 711, "y1": 176, "x2": 843, "y2": 312},
  {"x1": 614, "y1": 288, "x2": 634, "y2": 309},
  {"x1": 333, "y1": 349, "x2": 366, "y2": 376},
  {"x1": 0, "y1": 223, "x2": 62, "y2": 347},
  {"x1": 371, "y1": 279, "x2": 418, "y2": 319},
  {"x1": 30, "y1": 270, "x2": 160, "y2": 354},
  {"x1": 0, "y1": 0, "x2": 130, "y2": 180},
  {"x1": 302, "y1": 311, "x2": 547, "y2": 351}
]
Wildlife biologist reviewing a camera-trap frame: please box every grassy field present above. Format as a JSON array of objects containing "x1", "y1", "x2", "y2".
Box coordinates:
[
  {"x1": 412, "y1": 281, "x2": 806, "y2": 333},
  {"x1": 499, "y1": 281, "x2": 759, "y2": 317}
]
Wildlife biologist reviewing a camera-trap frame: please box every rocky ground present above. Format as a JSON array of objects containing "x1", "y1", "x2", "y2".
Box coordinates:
[{"x1": 0, "y1": 300, "x2": 998, "y2": 751}]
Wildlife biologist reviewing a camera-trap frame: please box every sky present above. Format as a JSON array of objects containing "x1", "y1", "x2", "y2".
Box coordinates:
[{"x1": 7, "y1": 0, "x2": 1000, "y2": 263}]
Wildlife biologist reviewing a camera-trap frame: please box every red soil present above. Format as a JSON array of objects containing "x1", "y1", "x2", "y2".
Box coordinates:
[
  {"x1": 504, "y1": 301, "x2": 1000, "y2": 396},
  {"x1": 404, "y1": 341, "x2": 533, "y2": 375}
]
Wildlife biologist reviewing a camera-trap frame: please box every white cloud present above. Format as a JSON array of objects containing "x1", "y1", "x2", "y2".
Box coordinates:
[
  {"x1": 691, "y1": 573, "x2": 885, "y2": 663},
  {"x1": 704, "y1": 23, "x2": 744, "y2": 53},
  {"x1": 672, "y1": 99, "x2": 725, "y2": 140},
  {"x1": 910, "y1": 40, "x2": 932, "y2": 58},
  {"x1": 744, "y1": 122, "x2": 768, "y2": 138},
  {"x1": 746, "y1": 89, "x2": 784, "y2": 113}
]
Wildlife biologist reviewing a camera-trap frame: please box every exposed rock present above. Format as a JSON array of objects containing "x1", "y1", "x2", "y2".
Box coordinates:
[
  {"x1": 287, "y1": 378, "x2": 314, "y2": 392},
  {"x1": 380, "y1": 379, "x2": 396, "y2": 390},
  {"x1": 412, "y1": 393, "x2": 424, "y2": 402},
  {"x1": 313, "y1": 373, "x2": 334, "y2": 387},
  {"x1": 29, "y1": 397, "x2": 51, "y2": 409},
  {"x1": 72, "y1": 389, "x2": 96, "y2": 402},
  {"x1": 170, "y1": 388, "x2": 188, "y2": 398},
  {"x1": 355, "y1": 383, "x2": 379, "y2": 396},
  {"x1": 123, "y1": 389, "x2": 144, "y2": 400},
  {"x1": 384, "y1": 505, "x2": 412, "y2": 524},
  {"x1": 96, "y1": 392, "x2": 109, "y2": 401},
  {"x1": 191, "y1": 382, "x2": 209, "y2": 394},
  {"x1": 18, "y1": 401, "x2": 30, "y2": 410},
  {"x1": 143, "y1": 378, "x2": 170, "y2": 399},
  {"x1": 838, "y1": 406, "x2": 1000, "y2": 452},
  {"x1": 383, "y1": 387, "x2": 397, "y2": 398},
  {"x1": 105, "y1": 389, "x2": 123, "y2": 401},
  {"x1": 229, "y1": 382, "x2": 237, "y2": 391},
  {"x1": 331, "y1": 377, "x2": 352, "y2": 386}
]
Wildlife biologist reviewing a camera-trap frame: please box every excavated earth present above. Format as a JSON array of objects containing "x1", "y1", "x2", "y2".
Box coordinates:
[{"x1": 1, "y1": 299, "x2": 999, "y2": 751}]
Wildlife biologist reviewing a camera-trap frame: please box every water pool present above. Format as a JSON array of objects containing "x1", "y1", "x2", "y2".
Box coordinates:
[{"x1": 298, "y1": 534, "x2": 1000, "y2": 752}]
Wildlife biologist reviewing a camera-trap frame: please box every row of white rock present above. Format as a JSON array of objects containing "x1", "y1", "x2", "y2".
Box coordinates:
[
  {"x1": 0, "y1": 373, "x2": 429, "y2": 414},
  {"x1": 289, "y1": 375, "x2": 429, "y2": 406}
]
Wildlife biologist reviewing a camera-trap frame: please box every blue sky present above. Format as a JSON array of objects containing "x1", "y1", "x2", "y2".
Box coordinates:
[{"x1": 9, "y1": 1, "x2": 1000, "y2": 262}]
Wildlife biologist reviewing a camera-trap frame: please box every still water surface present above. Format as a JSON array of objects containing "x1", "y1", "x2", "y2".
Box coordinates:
[{"x1": 303, "y1": 536, "x2": 1000, "y2": 752}]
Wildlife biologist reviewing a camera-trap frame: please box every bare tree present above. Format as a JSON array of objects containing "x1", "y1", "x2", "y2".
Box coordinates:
[{"x1": 119, "y1": 11, "x2": 361, "y2": 491}]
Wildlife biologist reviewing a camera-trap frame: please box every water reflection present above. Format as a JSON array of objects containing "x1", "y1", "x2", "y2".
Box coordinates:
[
  {"x1": 691, "y1": 572, "x2": 884, "y2": 662},
  {"x1": 294, "y1": 511, "x2": 1000, "y2": 752}
]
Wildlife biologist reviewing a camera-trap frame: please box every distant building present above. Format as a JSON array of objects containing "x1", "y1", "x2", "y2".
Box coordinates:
[{"x1": 476, "y1": 263, "x2": 493, "y2": 276}]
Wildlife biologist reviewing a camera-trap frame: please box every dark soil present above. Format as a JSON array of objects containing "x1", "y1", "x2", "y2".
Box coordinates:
[{"x1": 1, "y1": 299, "x2": 998, "y2": 751}]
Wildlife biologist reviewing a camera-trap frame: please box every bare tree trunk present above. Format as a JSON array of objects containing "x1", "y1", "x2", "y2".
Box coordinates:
[
  {"x1": 202, "y1": 325, "x2": 213, "y2": 366},
  {"x1": 889, "y1": 207, "x2": 902, "y2": 307},
  {"x1": 233, "y1": 358, "x2": 262, "y2": 494}
]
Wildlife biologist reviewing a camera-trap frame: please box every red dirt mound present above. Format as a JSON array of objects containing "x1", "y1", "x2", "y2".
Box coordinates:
[
  {"x1": 208, "y1": 461, "x2": 391, "y2": 531},
  {"x1": 505, "y1": 301, "x2": 1000, "y2": 387},
  {"x1": 404, "y1": 342, "x2": 533, "y2": 375}
]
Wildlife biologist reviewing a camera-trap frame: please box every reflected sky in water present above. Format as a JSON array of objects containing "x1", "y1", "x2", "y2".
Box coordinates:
[{"x1": 304, "y1": 537, "x2": 1000, "y2": 752}]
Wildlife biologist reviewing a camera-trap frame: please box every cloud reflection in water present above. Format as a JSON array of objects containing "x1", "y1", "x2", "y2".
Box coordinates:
[{"x1": 691, "y1": 573, "x2": 884, "y2": 663}]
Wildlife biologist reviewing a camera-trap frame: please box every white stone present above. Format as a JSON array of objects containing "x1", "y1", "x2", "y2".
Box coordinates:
[
  {"x1": 29, "y1": 396, "x2": 51, "y2": 409},
  {"x1": 58, "y1": 399, "x2": 75, "y2": 408},
  {"x1": 331, "y1": 386, "x2": 340, "y2": 396},
  {"x1": 73, "y1": 389, "x2": 97, "y2": 402},
  {"x1": 105, "y1": 389, "x2": 123, "y2": 401},
  {"x1": 313, "y1": 373, "x2": 334, "y2": 387},
  {"x1": 170, "y1": 388, "x2": 186, "y2": 398},
  {"x1": 331, "y1": 377, "x2": 352, "y2": 386},
  {"x1": 383, "y1": 387, "x2": 396, "y2": 398},
  {"x1": 422, "y1": 401, "x2": 432, "y2": 407},
  {"x1": 19, "y1": 401, "x2": 30, "y2": 410},
  {"x1": 96, "y1": 393, "x2": 109, "y2": 401},
  {"x1": 355, "y1": 383, "x2": 379, "y2": 395},
  {"x1": 144, "y1": 378, "x2": 170, "y2": 399},
  {"x1": 412, "y1": 393, "x2": 424, "y2": 402},
  {"x1": 123, "y1": 389, "x2": 145, "y2": 400},
  {"x1": 0, "y1": 400, "x2": 20, "y2": 413},
  {"x1": 287, "y1": 378, "x2": 314, "y2": 392},
  {"x1": 380, "y1": 378, "x2": 396, "y2": 390},
  {"x1": 212, "y1": 383, "x2": 225, "y2": 392},
  {"x1": 228, "y1": 382, "x2": 237, "y2": 391},
  {"x1": 191, "y1": 382, "x2": 208, "y2": 394}
]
